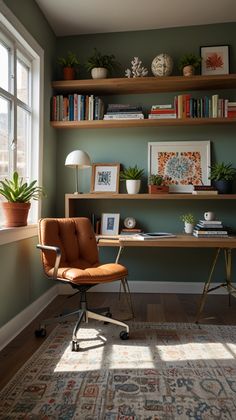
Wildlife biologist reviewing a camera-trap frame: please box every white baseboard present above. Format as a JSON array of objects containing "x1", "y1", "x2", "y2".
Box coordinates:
[
  {"x1": 58, "y1": 281, "x2": 227, "y2": 295},
  {"x1": 0, "y1": 285, "x2": 58, "y2": 351}
]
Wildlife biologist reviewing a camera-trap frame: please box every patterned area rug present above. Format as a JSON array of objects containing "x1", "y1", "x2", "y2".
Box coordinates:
[{"x1": 1, "y1": 322, "x2": 236, "y2": 419}]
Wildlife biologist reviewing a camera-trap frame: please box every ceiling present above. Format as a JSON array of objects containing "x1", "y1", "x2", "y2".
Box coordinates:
[{"x1": 35, "y1": 0, "x2": 236, "y2": 37}]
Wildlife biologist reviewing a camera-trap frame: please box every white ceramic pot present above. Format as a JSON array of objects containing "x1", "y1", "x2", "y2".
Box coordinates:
[
  {"x1": 126, "y1": 180, "x2": 141, "y2": 194},
  {"x1": 91, "y1": 67, "x2": 108, "y2": 79},
  {"x1": 184, "y1": 222, "x2": 194, "y2": 234}
]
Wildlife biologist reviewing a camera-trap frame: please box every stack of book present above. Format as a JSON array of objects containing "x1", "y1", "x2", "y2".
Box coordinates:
[
  {"x1": 193, "y1": 219, "x2": 228, "y2": 238},
  {"x1": 228, "y1": 102, "x2": 236, "y2": 118},
  {"x1": 120, "y1": 228, "x2": 142, "y2": 235},
  {"x1": 148, "y1": 104, "x2": 176, "y2": 119},
  {"x1": 192, "y1": 185, "x2": 218, "y2": 195},
  {"x1": 103, "y1": 104, "x2": 144, "y2": 120}
]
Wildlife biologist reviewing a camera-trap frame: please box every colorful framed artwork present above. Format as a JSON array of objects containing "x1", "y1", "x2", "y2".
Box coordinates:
[
  {"x1": 91, "y1": 163, "x2": 120, "y2": 193},
  {"x1": 101, "y1": 213, "x2": 120, "y2": 235},
  {"x1": 148, "y1": 141, "x2": 211, "y2": 193},
  {"x1": 200, "y1": 45, "x2": 229, "y2": 75}
]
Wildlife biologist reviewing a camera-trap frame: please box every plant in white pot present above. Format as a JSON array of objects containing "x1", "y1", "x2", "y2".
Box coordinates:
[
  {"x1": 85, "y1": 48, "x2": 120, "y2": 79},
  {"x1": 181, "y1": 213, "x2": 196, "y2": 234},
  {"x1": 120, "y1": 165, "x2": 144, "y2": 194},
  {"x1": 0, "y1": 171, "x2": 45, "y2": 227}
]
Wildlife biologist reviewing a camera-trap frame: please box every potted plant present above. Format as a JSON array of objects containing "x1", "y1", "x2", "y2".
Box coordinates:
[
  {"x1": 120, "y1": 165, "x2": 144, "y2": 194},
  {"x1": 148, "y1": 174, "x2": 169, "y2": 194},
  {"x1": 57, "y1": 51, "x2": 79, "y2": 80},
  {"x1": 0, "y1": 172, "x2": 45, "y2": 227},
  {"x1": 181, "y1": 213, "x2": 196, "y2": 234},
  {"x1": 178, "y1": 53, "x2": 201, "y2": 76},
  {"x1": 85, "y1": 48, "x2": 120, "y2": 79},
  {"x1": 209, "y1": 162, "x2": 236, "y2": 194}
]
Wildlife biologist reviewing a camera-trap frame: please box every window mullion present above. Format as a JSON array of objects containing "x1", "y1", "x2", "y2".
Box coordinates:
[{"x1": 11, "y1": 43, "x2": 17, "y2": 172}]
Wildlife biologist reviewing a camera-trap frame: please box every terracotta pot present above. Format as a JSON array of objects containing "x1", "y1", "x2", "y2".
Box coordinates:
[
  {"x1": 63, "y1": 67, "x2": 75, "y2": 80},
  {"x1": 148, "y1": 185, "x2": 169, "y2": 194},
  {"x1": 1, "y1": 202, "x2": 31, "y2": 227},
  {"x1": 183, "y1": 65, "x2": 195, "y2": 77}
]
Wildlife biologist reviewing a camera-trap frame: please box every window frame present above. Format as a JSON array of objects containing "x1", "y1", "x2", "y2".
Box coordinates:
[{"x1": 0, "y1": 1, "x2": 44, "y2": 244}]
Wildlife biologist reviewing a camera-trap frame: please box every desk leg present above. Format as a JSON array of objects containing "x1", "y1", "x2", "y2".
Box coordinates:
[
  {"x1": 225, "y1": 249, "x2": 232, "y2": 306},
  {"x1": 196, "y1": 248, "x2": 221, "y2": 323},
  {"x1": 116, "y1": 245, "x2": 124, "y2": 264}
]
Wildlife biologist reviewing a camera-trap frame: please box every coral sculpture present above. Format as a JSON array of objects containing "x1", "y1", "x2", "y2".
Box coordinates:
[{"x1": 125, "y1": 57, "x2": 148, "y2": 78}]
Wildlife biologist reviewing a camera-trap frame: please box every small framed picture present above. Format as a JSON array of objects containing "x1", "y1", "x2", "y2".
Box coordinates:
[
  {"x1": 91, "y1": 163, "x2": 120, "y2": 193},
  {"x1": 101, "y1": 213, "x2": 120, "y2": 235},
  {"x1": 200, "y1": 45, "x2": 229, "y2": 75}
]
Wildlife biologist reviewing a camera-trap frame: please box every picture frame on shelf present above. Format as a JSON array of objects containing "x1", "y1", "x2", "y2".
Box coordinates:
[
  {"x1": 101, "y1": 213, "x2": 120, "y2": 235},
  {"x1": 148, "y1": 141, "x2": 211, "y2": 193},
  {"x1": 200, "y1": 45, "x2": 229, "y2": 75},
  {"x1": 91, "y1": 163, "x2": 120, "y2": 193}
]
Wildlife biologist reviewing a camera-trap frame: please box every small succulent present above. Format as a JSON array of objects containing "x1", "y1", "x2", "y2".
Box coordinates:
[
  {"x1": 57, "y1": 51, "x2": 79, "y2": 68},
  {"x1": 209, "y1": 162, "x2": 236, "y2": 181},
  {"x1": 178, "y1": 53, "x2": 201, "y2": 71},
  {"x1": 120, "y1": 165, "x2": 144, "y2": 180},
  {"x1": 181, "y1": 213, "x2": 196, "y2": 224},
  {"x1": 0, "y1": 171, "x2": 45, "y2": 203},
  {"x1": 148, "y1": 174, "x2": 165, "y2": 186}
]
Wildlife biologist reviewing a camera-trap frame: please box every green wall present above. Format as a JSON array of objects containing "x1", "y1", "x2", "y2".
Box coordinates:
[
  {"x1": 0, "y1": 0, "x2": 57, "y2": 328},
  {"x1": 56, "y1": 23, "x2": 236, "y2": 281},
  {"x1": 0, "y1": 1, "x2": 235, "y2": 328}
]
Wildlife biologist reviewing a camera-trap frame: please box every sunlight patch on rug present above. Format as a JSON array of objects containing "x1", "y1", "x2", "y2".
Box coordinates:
[{"x1": 1, "y1": 322, "x2": 236, "y2": 419}]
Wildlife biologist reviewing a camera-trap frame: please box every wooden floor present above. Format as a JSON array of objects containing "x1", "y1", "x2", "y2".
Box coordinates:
[{"x1": 1, "y1": 292, "x2": 236, "y2": 391}]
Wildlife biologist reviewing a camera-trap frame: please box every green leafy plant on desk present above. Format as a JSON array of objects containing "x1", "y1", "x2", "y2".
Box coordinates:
[{"x1": 181, "y1": 213, "x2": 196, "y2": 234}]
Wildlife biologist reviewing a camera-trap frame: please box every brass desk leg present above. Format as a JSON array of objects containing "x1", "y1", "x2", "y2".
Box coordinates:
[
  {"x1": 225, "y1": 249, "x2": 232, "y2": 306},
  {"x1": 196, "y1": 248, "x2": 221, "y2": 323}
]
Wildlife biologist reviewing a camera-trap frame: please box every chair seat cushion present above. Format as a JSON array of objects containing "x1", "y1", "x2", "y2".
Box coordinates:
[{"x1": 49, "y1": 263, "x2": 128, "y2": 285}]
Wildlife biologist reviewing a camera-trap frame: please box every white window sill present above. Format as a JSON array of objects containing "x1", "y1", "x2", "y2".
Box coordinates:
[{"x1": 0, "y1": 224, "x2": 38, "y2": 245}]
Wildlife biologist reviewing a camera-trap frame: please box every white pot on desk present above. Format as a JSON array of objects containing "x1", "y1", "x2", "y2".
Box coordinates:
[{"x1": 184, "y1": 222, "x2": 194, "y2": 234}]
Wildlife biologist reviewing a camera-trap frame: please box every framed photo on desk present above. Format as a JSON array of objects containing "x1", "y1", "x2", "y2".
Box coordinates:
[
  {"x1": 101, "y1": 213, "x2": 120, "y2": 235},
  {"x1": 148, "y1": 141, "x2": 211, "y2": 193}
]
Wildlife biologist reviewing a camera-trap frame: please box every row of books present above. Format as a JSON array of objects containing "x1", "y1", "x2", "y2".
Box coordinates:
[
  {"x1": 148, "y1": 96, "x2": 234, "y2": 119},
  {"x1": 51, "y1": 94, "x2": 104, "y2": 121},
  {"x1": 193, "y1": 219, "x2": 229, "y2": 237},
  {"x1": 192, "y1": 185, "x2": 218, "y2": 195},
  {"x1": 103, "y1": 104, "x2": 144, "y2": 120}
]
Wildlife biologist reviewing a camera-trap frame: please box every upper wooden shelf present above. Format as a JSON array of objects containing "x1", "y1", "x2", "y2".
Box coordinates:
[
  {"x1": 52, "y1": 74, "x2": 236, "y2": 95},
  {"x1": 65, "y1": 193, "x2": 236, "y2": 200}
]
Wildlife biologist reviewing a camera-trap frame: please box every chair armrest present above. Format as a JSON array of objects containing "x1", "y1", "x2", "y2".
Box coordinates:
[{"x1": 37, "y1": 244, "x2": 61, "y2": 280}]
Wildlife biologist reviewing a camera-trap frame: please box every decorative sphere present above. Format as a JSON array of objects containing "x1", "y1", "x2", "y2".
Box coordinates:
[{"x1": 151, "y1": 53, "x2": 173, "y2": 77}]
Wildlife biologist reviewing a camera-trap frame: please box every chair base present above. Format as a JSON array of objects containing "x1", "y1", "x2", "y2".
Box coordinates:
[{"x1": 35, "y1": 306, "x2": 129, "y2": 351}]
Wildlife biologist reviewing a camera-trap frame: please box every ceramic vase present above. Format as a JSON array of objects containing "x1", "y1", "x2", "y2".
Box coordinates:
[
  {"x1": 91, "y1": 67, "x2": 108, "y2": 79},
  {"x1": 126, "y1": 180, "x2": 141, "y2": 194},
  {"x1": 184, "y1": 222, "x2": 194, "y2": 234}
]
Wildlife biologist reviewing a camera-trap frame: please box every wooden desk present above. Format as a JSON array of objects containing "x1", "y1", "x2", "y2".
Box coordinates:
[{"x1": 97, "y1": 234, "x2": 236, "y2": 322}]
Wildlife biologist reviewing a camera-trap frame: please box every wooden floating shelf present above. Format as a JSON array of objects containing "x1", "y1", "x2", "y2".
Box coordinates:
[
  {"x1": 52, "y1": 74, "x2": 236, "y2": 94},
  {"x1": 65, "y1": 193, "x2": 236, "y2": 200},
  {"x1": 51, "y1": 117, "x2": 236, "y2": 129}
]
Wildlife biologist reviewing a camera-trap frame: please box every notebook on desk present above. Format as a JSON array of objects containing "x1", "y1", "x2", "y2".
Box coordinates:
[{"x1": 120, "y1": 232, "x2": 176, "y2": 241}]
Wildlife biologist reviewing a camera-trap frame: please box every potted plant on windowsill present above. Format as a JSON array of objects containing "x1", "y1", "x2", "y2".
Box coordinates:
[
  {"x1": 181, "y1": 213, "x2": 196, "y2": 234},
  {"x1": 85, "y1": 48, "x2": 120, "y2": 79},
  {"x1": 148, "y1": 174, "x2": 169, "y2": 194},
  {"x1": 120, "y1": 165, "x2": 144, "y2": 194},
  {"x1": 178, "y1": 53, "x2": 201, "y2": 76},
  {"x1": 0, "y1": 172, "x2": 45, "y2": 227},
  {"x1": 57, "y1": 51, "x2": 79, "y2": 80},
  {"x1": 209, "y1": 162, "x2": 236, "y2": 194}
]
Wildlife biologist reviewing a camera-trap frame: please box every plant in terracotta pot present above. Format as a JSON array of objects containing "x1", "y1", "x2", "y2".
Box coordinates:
[
  {"x1": 58, "y1": 51, "x2": 79, "y2": 80},
  {"x1": 178, "y1": 53, "x2": 201, "y2": 76},
  {"x1": 209, "y1": 162, "x2": 236, "y2": 194},
  {"x1": 120, "y1": 165, "x2": 144, "y2": 194},
  {"x1": 85, "y1": 48, "x2": 120, "y2": 79},
  {"x1": 148, "y1": 174, "x2": 169, "y2": 194},
  {"x1": 0, "y1": 171, "x2": 45, "y2": 227},
  {"x1": 181, "y1": 213, "x2": 196, "y2": 234}
]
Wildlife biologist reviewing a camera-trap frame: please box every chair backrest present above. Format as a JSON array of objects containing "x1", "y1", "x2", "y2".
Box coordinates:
[{"x1": 38, "y1": 217, "x2": 99, "y2": 276}]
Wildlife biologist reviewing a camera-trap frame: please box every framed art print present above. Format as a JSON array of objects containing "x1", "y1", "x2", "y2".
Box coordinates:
[
  {"x1": 91, "y1": 163, "x2": 120, "y2": 193},
  {"x1": 101, "y1": 213, "x2": 120, "y2": 235},
  {"x1": 148, "y1": 141, "x2": 211, "y2": 193},
  {"x1": 200, "y1": 45, "x2": 229, "y2": 75}
]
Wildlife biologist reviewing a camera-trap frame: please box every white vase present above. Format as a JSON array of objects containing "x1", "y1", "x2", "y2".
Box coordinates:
[
  {"x1": 184, "y1": 222, "x2": 194, "y2": 234},
  {"x1": 126, "y1": 180, "x2": 141, "y2": 194},
  {"x1": 91, "y1": 67, "x2": 108, "y2": 79}
]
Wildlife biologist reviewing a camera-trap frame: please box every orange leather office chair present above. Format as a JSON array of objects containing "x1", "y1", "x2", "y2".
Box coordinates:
[{"x1": 36, "y1": 217, "x2": 130, "y2": 351}]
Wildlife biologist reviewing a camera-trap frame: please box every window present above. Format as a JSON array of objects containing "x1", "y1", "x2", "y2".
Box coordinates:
[{"x1": 0, "y1": 3, "x2": 43, "y2": 233}]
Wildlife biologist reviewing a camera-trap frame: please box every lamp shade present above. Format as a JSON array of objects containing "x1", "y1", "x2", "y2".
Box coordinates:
[{"x1": 65, "y1": 150, "x2": 91, "y2": 168}]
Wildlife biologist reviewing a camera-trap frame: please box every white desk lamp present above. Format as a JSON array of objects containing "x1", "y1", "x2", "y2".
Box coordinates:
[{"x1": 65, "y1": 150, "x2": 91, "y2": 194}]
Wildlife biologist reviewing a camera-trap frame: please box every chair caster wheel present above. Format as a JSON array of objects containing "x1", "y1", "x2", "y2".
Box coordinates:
[
  {"x1": 71, "y1": 340, "x2": 79, "y2": 351},
  {"x1": 35, "y1": 328, "x2": 46, "y2": 338},
  {"x1": 104, "y1": 312, "x2": 112, "y2": 324},
  {"x1": 120, "y1": 330, "x2": 129, "y2": 340}
]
